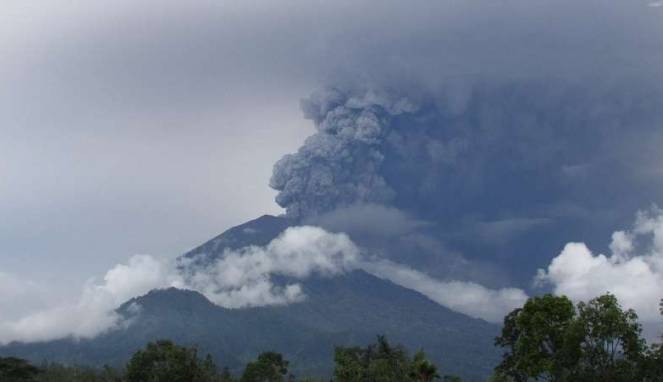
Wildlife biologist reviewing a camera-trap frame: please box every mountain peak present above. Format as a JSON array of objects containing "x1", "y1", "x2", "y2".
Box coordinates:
[{"x1": 182, "y1": 214, "x2": 293, "y2": 264}]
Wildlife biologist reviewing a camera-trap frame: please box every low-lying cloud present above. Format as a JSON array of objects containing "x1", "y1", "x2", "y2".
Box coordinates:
[
  {"x1": 0, "y1": 255, "x2": 180, "y2": 344},
  {"x1": 0, "y1": 225, "x2": 528, "y2": 344},
  {"x1": 361, "y1": 259, "x2": 528, "y2": 322},
  {"x1": 537, "y1": 207, "x2": 663, "y2": 322},
  {"x1": 0, "y1": 227, "x2": 356, "y2": 344},
  {"x1": 181, "y1": 226, "x2": 360, "y2": 308}
]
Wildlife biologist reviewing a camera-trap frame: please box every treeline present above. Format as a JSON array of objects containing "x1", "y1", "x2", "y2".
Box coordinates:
[
  {"x1": 0, "y1": 337, "x2": 455, "y2": 382},
  {"x1": 1, "y1": 293, "x2": 662, "y2": 382},
  {"x1": 491, "y1": 294, "x2": 663, "y2": 382}
]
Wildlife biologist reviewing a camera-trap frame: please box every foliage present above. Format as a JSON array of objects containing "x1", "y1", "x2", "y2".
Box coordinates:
[
  {"x1": 494, "y1": 294, "x2": 577, "y2": 381},
  {"x1": 495, "y1": 293, "x2": 658, "y2": 382},
  {"x1": 572, "y1": 294, "x2": 645, "y2": 381},
  {"x1": 638, "y1": 299, "x2": 663, "y2": 381},
  {"x1": 410, "y1": 350, "x2": 441, "y2": 382},
  {"x1": 125, "y1": 340, "x2": 219, "y2": 382},
  {"x1": 334, "y1": 335, "x2": 455, "y2": 382},
  {"x1": 240, "y1": 352, "x2": 290, "y2": 382},
  {"x1": 0, "y1": 356, "x2": 41, "y2": 381}
]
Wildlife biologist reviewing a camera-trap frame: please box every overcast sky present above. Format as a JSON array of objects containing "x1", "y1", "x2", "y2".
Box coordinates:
[
  {"x1": 1, "y1": 0, "x2": 662, "y2": 317},
  {"x1": 0, "y1": 1, "x2": 319, "y2": 290}
]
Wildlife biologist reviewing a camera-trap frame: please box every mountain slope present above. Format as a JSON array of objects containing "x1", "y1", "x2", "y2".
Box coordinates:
[
  {"x1": 0, "y1": 215, "x2": 502, "y2": 380},
  {"x1": 0, "y1": 272, "x2": 499, "y2": 380}
]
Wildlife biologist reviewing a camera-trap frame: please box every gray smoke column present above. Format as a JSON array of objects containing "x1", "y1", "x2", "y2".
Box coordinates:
[
  {"x1": 271, "y1": 81, "x2": 663, "y2": 223},
  {"x1": 269, "y1": 80, "x2": 663, "y2": 287},
  {"x1": 270, "y1": 88, "x2": 418, "y2": 218}
]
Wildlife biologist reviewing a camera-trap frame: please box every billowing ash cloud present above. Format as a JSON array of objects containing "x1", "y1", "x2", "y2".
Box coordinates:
[
  {"x1": 273, "y1": 83, "x2": 663, "y2": 222},
  {"x1": 537, "y1": 207, "x2": 663, "y2": 322},
  {"x1": 270, "y1": 89, "x2": 418, "y2": 218},
  {"x1": 270, "y1": 80, "x2": 663, "y2": 285}
]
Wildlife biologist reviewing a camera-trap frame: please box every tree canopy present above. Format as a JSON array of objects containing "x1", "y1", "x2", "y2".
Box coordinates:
[
  {"x1": 494, "y1": 293, "x2": 661, "y2": 382},
  {"x1": 0, "y1": 357, "x2": 41, "y2": 382},
  {"x1": 334, "y1": 335, "x2": 454, "y2": 382},
  {"x1": 125, "y1": 340, "x2": 218, "y2": 382},
  {"x1": 240, "y1": 351, "x2": 290, "y2": 382}
]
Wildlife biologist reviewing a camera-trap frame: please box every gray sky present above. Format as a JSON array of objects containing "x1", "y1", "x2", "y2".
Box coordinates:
[
  {"x1": 0, "y1": 1, "x2": 317, "y2": 289},
  {"x1": 1, "y1": 0, "x2": 662, "y2": 314}
]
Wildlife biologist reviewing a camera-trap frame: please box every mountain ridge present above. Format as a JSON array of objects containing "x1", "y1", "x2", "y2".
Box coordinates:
[{"x1": 0, "y1": 215, "x2": 502, "y2": 381}]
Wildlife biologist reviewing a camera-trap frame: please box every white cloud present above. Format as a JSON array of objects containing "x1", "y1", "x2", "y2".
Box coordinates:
[
  {"x1": 183, "y1": 226, "x2": 360, "y2": 308},
  {"x1": 0, "y1": 255, "x2": 180, "y2": 344},
  {"x1": 537, "y1": 207, "x2": 663, "y2": 322},
  {"x1": 0, "y1": 227, "x2": 359, "y2": 344},
  {"x1": 361, "y1": 259, "x2": 528, "y2": 322}
]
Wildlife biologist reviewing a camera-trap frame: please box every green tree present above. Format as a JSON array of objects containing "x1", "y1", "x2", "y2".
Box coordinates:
[
  {"x1": 571, "y1": 294, "x2": 644, "y2": 381},
  {"x1": 125, "y1": 339, "x2": 219, "y2": 382},
  {"x1": 240, "y1": 352, "x2": 289, "y2": 382},
  {"x1": 0, "y1": 357, "x2": 41, "y2": 381},
  {"x1": 639, "y1": 299, "x2": 663, "y2": 381},
  {"x1": 334, "y1": 335, "x2": 411, "y2": 382},
  {"x1": 366, "y1": 336, "x2": 412, "y2": 382},
  {"x1": 334, "y1": 336, "x2": 445, "y2": 382},
  {"x1": 495, "y1": 293, "x2": 649, "y2": 382},
  {"x1": 334, "y1": 346, "x2": 365, "y2": 382},
  {"x1": 495, "y1": 294, "x2": 577, "y2": 381},
  {"x1": 409, "y1": 350, "x2": 440, "y2": 382},
  {"x1": 640, "y1": 345, "x2": 663, "y2": 382}
]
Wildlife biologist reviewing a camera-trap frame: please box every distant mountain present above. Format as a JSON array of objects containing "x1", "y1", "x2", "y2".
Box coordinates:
[{"x1": 0, "y1": 215, "x2": 502, "y2": 381}]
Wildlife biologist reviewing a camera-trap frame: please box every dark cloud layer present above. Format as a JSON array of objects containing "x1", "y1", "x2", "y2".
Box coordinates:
[
  {"x1": 273, "y1": 80, "x2": 663, "y2": 285},
  {"x1": 268, "y1": 0, "x2": 663, "y2": 286}
]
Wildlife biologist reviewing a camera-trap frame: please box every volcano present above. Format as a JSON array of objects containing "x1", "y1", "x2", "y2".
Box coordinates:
[{"x1": 0, "y1": 215, "x2": 501, "y2": 381}]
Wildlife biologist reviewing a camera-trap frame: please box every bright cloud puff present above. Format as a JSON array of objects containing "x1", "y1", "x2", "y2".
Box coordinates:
[
  {"x1": 537, "y1": 207, "x2": 663, "y2": 322},
  {"x1": 182, "y1": 226, "x2": 360, "y2": 308}
]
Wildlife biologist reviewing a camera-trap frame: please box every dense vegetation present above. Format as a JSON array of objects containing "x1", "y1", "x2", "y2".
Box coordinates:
[
  {"x1": 491, "y1": 294, "x2": 663, "y2": 382},
  {"x1": 1, "y1": 294, "x2": 661, "y2": 382}
]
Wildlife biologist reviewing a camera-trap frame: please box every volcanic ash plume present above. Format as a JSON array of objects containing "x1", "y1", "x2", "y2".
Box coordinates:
[{"x1": 270, "y1": 88, "x2": 418, "y2": 219}]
